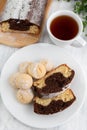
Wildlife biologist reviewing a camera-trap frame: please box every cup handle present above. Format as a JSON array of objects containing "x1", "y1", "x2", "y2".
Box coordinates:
[{"x1": 71, "y1": 36, "x2": 87, "y2": 47}]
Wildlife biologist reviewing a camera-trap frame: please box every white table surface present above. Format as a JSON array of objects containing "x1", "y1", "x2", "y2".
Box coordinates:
[{"x1": 0, "y1": 1, "x2": 87, "y2": 130}]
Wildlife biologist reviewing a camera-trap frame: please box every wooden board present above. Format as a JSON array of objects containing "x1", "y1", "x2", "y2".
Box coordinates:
[{"x1": 0, "y1": 0, "x2": 52, "y2": 48}]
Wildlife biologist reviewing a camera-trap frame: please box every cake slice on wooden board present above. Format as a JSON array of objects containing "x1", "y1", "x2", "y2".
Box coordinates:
[
  {"x1": 33, "y1": 64, "x2": 75, "y2": 96},
  {"x1": 34, "y1": 89, "x2": 76, "y2": 115},
  {"x1": 0, "y1": 0, "x2": 52, "y2": 47},
  {"x1": 0, "y1": 0, "x2": 48, "y2": 34}
]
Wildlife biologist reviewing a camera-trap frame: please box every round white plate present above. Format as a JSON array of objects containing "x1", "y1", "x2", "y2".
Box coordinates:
[{"x1": 0, "y1": 43, "x2": 86, "y2": 128}]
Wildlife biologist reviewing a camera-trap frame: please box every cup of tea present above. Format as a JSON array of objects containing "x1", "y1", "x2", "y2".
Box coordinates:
[{"x1": 47, "y1": 10, "x2": 86, "y2": 47}]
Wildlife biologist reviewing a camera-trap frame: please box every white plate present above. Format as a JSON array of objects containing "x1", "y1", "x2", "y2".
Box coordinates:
[{"x1": 0, "y1": 43, "x2": 86, "y2": 128}]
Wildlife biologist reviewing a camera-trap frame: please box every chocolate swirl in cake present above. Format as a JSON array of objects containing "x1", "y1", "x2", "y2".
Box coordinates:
[
  {"x1": 33, "y1": 64, "x2": 75, "y2": 96},
  {"x1": 34, "y1": 89, "x2": 76, "y2": 114}
]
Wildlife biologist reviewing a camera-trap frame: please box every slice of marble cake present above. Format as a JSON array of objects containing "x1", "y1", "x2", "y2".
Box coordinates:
[
  {"x1": 33, "y1": 64, "x2": 75, "y2": 96},
  {"x1": 34, "y1": 89, "x2": 76, "y2": 114}
]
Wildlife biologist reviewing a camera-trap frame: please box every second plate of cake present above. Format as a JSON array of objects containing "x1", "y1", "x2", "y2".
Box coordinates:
[{"x1": 0, "y1": 43, "x2": 86, "y2": 128}]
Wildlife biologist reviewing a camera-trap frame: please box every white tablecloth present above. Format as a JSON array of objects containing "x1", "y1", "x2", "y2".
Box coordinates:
[{"x1": 0, "y1": 1, "x2": 87, "y2": 130}]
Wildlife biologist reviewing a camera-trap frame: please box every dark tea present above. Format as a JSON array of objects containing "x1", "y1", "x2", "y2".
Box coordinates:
[{"x1": 50, "y1": 15, "x2": 79, "y2": 40}]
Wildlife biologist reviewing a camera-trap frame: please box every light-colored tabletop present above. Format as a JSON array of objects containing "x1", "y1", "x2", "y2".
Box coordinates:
[{"x1": 0, "y1": 1, "x2": 87, "y2": 130}]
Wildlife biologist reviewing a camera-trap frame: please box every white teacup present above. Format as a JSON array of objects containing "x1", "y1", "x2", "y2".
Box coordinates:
[{"x1": 47, "y1": 10, "x2": 86, "y2": 47}]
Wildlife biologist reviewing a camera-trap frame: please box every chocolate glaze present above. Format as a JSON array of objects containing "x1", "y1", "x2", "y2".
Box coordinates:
[
  {"x1": 34, "y1": 98, "x2": 76, "y2": 115},
  {"x1": 34, "y1": 71, "x2": 75, "y2": 96}
]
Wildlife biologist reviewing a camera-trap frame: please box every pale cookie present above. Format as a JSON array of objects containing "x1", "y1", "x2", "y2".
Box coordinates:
[
  {"x1": 27, "y1": 63, "x2": 46, "y2": 79},
  {"x1": 9, "y1": 72, "x2": 20, "y2": 88},
  {"x1": 19, "y1": 62, "x2": 32, "y2": 73},
  {"x1": 15, "y1": 73, "x2": 33, "y2": 89},
  {"x1": 40, "y1": 59, "x2": 54, "y2": 72},
  {"x1": 17, "y1": 89, "x2": 34, "y2": 104}
]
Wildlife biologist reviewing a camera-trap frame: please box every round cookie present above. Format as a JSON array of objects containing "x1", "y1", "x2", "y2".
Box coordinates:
[
  {"x1": 9, "y1": 72, "x2": 21, "y2": 88},
  {"x1": 27, "y1": 63, "x2": 46, "y2": 79},
  {"x1": 19, "y1": 62, "x2": 32, "y2": 73},
  {"x1": 17, "y1": 89, "x2": 34, "y2": 104},
  {"x1": 15, "y1": 73, "x2": 33, "y2": 89},
  {"x1": 40, "y1": 59, "x2": 54, "y2": 72}
]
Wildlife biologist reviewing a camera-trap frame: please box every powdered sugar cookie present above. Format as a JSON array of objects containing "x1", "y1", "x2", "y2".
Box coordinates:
[
  {"x1": 27, "y1": 63, "x2": 46, "y2": 79},
  {"x1": 19, "y1": 62, "x2": 32, "y2": 73},
  {"x1": 40, "y1": 59, "x2": 54, "y2": 72},
  {"x1": 9, "y1": 72, "x2": 20, "y2": 88},
  {"x1": 17, "y1": 89, "x2": 34, "y2": 104},
  {"x1": 15, "y1": 73, "x2": 33, "y2": 89}
]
